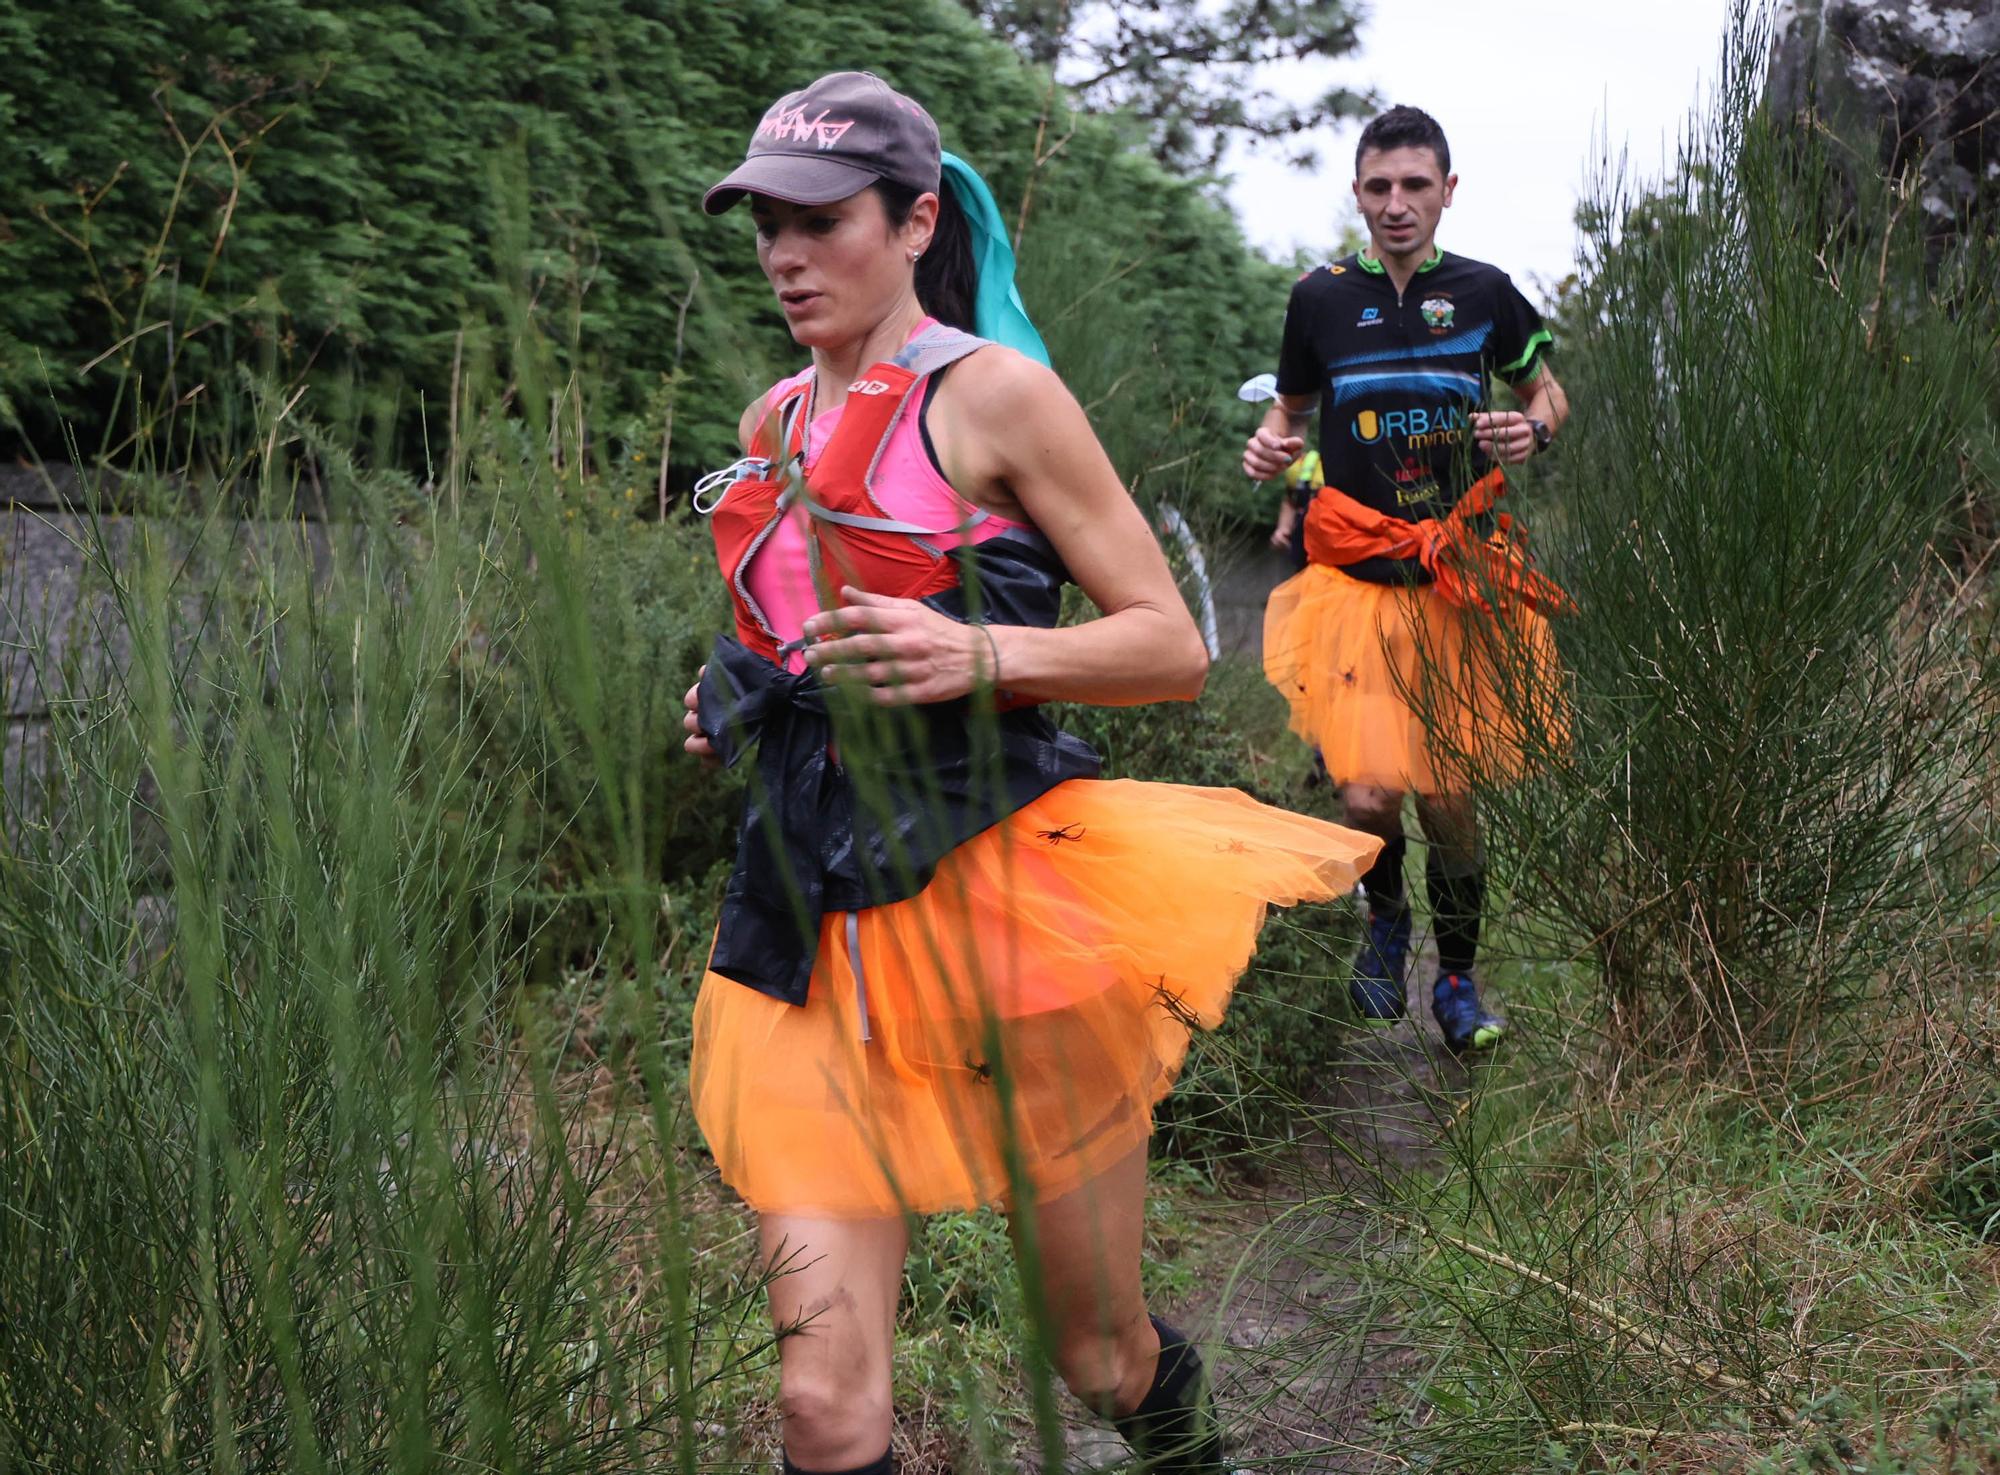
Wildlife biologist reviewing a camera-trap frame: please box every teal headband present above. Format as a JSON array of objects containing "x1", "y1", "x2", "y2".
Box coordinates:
[{"x1": 939, "y1": 151, "x2": 1051, "y2": 368}]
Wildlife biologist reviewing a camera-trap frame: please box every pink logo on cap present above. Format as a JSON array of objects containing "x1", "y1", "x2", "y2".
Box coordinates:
[{"x1": 759, "y1": 104, "x2": 856, "y2": 151}]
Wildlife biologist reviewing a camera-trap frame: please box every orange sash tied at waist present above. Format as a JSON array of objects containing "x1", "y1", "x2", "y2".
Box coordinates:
[{"x1": 1302, "y1": 468, "x2": 1572, "y2": 617}]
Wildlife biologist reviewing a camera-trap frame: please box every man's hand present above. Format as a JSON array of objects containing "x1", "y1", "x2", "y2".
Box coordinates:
[
  {"x1": 1270, "y1": 497, "x2": 1298, "y2": 550},
  {"x1": 1471, "y1": 410, "x2": 1541, "y2": 465},
  {"x1": 1245, "y1": 426, "x2": 1305, "y2": 481}
]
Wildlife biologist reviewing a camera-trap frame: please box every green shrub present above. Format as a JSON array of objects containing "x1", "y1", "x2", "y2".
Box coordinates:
[
  {"x1": 1933, "y1": 1111, "x2": 2000, "y2": 1243},
  {"x1": 0, "y1": 473, "x2": 766, "y2": 1469},
  {"x1": 458, "y1": 503, "x2": 738, "y2": 974},
  {"x1": 1432, "y1": 11, "x2": 2000, "y2": 1057}
]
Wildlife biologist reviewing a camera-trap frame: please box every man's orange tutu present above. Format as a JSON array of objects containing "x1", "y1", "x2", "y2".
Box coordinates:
[{"x1": 1263, "y1": 564, "x2": 1566, "y2": 794}]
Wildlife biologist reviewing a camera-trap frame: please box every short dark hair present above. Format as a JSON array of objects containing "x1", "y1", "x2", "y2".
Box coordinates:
[{"x1": 1355, "y1": 105, "x2": 1450, "y2": 178}]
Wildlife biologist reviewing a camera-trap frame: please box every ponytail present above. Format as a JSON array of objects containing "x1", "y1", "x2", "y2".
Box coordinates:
[
  {"x1": 875, "y1": 180, "x2": 977, "y2": 332},
  {"x1": 878, "y1": 159, "x2": 1050, "y2": 366}
]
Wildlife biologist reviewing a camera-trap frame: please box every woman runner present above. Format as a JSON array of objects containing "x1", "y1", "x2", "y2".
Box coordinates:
[{"x1": 683, "y1": 71, "x2": 1382, "y2": 1474}]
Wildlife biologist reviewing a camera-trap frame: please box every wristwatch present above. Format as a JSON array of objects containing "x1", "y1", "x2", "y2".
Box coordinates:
[{"x1": 1528, "y1": 417, "x2": 1554, "y2": 454}]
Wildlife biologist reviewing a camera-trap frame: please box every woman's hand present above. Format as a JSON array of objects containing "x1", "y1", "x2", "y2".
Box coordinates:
[
  {"x1": 683, "y1": 667, "x2": 719, "y2": 765},
  {"x1": 802, "y1": 587, "x2": 996, "y2": 706}
]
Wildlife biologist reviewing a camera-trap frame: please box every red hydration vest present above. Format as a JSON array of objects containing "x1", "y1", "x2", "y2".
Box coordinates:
[{"x1": 705, "y1": 325, "x2": 992, "y2": 666}]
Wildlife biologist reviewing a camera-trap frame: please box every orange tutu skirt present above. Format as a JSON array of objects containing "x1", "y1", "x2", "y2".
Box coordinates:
[
  {"x1": 1263, "y1": 565, "x2": 1567, "y2": 794},
  {"x1": 690, "y1": 778, "x2": 1379, "y2": 1217}
]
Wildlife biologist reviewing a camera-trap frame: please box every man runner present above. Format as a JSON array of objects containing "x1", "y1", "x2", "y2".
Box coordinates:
[{"x1": 1246, "y1": 104, "x2": 1570, "y2": 1052}]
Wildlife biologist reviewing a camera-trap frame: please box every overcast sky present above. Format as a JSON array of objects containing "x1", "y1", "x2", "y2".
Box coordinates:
[{"x1": 1222, "y1": 0, "x2": 1739, "y2": 304}]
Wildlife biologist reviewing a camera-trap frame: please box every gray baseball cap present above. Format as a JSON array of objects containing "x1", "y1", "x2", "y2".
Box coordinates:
[{"x1": 703, "y1": 72, "x2": 941, "y2": 215}]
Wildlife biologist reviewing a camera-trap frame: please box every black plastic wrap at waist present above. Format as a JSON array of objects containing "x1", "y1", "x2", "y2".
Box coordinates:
[
  {"x1": 1331, "y1": 553, "x2": 1430, "y2": 585},
  {"x1": 1327, "y1": 496, "x2": 1502, "y2": 586},
  {"x1": 697, "y1": 535, "x2": 1102, "y2": 1006}
]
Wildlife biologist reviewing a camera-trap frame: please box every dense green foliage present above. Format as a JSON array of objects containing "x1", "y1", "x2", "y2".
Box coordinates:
[{"x1": 0, "y1": 0, "x2": 1304, "y2": 524}]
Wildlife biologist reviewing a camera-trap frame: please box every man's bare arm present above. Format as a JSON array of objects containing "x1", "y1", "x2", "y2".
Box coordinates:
[
  {"x1": 1513, "y1": 368, "x2": 1568, "y2": 434},
  {"x1": 1244, "y1": 392, "x2": 1318, "y2": 480},
  {"x1": 1472, "y1": 368, "x2": 1570, "y2": 464}
]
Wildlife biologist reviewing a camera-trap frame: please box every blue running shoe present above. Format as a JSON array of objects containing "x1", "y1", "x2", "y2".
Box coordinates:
[
  {"x1": 1432, "y1": 972, "x2": 1506, "y2": 1053},
  {"x1": 1349, "y1": 909, "x2": 1411, "y2": 1023}
]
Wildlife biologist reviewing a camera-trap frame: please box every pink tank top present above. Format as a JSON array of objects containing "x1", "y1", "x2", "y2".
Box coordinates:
[{"x1": 746, "y1": 325, "x2": 1026, "y2": 672}]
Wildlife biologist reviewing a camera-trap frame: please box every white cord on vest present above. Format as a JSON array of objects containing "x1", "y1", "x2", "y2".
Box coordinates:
[{"x1": 692, "y1": 455, "x2": 771, "y2": 515}]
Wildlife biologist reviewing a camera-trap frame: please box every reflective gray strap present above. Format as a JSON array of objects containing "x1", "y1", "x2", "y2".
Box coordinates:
[
  {"x1": 778, "y1": 386, "x2": 810, "y2": 453},
  {"x1": 984, "y1": 522, "x2": 1058, "y2": 559},
  {"x1": 845, "y1": 911, "x2": 872, "y2": 1044},
  {"x1": 891, "y1": 324, "x2": 991, "y2": 377},
  {"x1": 801, "y1": 494, "x2": 989, "y2": 539},
  {"x1": 869, "y1": 330, "x2": 992, "y2": 549}
]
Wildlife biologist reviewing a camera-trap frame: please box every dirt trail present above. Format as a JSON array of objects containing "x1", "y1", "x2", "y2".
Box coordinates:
[{"x1": 1065, "y1": 957, "x2": 1472, "y2": 1473}]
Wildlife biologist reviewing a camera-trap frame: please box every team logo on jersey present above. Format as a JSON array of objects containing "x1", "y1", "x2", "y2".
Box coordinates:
[
  {"x1": 1419, "y1": 296, "x2": 1455, "y2": 330},
  {"x1": 1352, "y1": 402, "x2": 1468, "y2": 449},
  {"x1": 1356, "y1": 306, "x2": 1382, "y2": 327}
]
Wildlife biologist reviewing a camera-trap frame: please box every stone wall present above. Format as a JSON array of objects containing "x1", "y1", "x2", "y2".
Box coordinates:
[
  {"x1": 3, "y1": 499, "x2": 158, "y2": 838},
  {"x1": 3, "y1": 462, "x2": 1295, "y2": 847},
  {"x1": 1210, "y1": 535, "x2": 1294, "y2": 660},
  {"x1": 2, "y1": 471, "x2": 342, "y2": 842}
]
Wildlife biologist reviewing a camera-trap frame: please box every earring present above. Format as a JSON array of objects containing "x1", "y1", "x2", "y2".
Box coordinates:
[{"x1": 909, "y1": 249, "x2": 921, "y2": 262}]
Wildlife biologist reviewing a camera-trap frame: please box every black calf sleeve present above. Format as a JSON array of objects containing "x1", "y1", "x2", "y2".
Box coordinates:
[
  {"x1": 783, "y1": 1449, "x2": 892, "y2": 1475},
  {"x1": 1112, "y1": 1317, "x2": 1222, "y2": 1473},
  {"x1": 1359, "y1": 833, "x2": 1408, "y2": 918},
  {"x1": 1426, "y1": 851, "x2": 1485, "y2": 975}
]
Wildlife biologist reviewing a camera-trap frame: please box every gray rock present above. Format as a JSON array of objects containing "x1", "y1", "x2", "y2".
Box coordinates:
[
  {"x1": 2, "y1": 507, "x2": 149, "y2": 719},
  {"x1": 1211, "y1": 533, "x2": 1300, "y2": 660},
  {"x1": 1769, "y1": 0, "x2": 2000, "y2": 255}
]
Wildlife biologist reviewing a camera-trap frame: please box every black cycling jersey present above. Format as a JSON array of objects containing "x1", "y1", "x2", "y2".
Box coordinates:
[{"x1": 1276, "y1": 247, "x2": 1551, "y2": 583}]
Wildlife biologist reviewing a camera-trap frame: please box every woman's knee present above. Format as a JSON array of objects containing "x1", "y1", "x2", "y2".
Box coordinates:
[
  {"x1": 1051, "y1": 1309, "x2": 1156, "y2": 1415},
  {"x1": 760, "y1": 1214, "x2": 904, "y2": 1465},
  {"x1": 777, "y1": 1356, "x2": 893, "y2": 1465}
]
